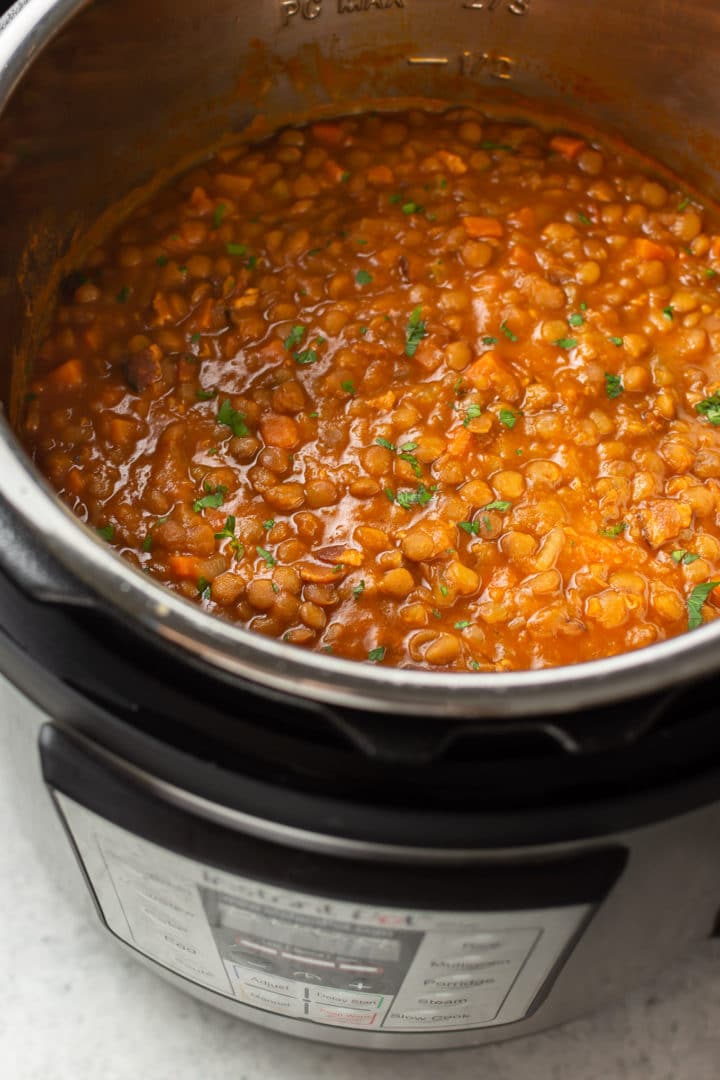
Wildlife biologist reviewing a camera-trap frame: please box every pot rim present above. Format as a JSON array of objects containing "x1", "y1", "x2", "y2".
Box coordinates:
[{"x1": 2, "y1": 0, "x2": 720, "y2": 719}]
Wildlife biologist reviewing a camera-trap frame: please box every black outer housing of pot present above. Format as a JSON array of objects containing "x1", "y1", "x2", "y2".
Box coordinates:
[{"x1": 3, "y1": 495, "x2": 720, "y2": 852}]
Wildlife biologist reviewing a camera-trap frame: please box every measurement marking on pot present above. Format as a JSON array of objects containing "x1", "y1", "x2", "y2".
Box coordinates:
[
  {"x1": 407, "y1": 57, "x2": 450, "y2": 65},
  {"x1": 459, "y1": 50, "x2": 514, "y2": 79},
  {"x1": 462, "y1": 0, "x2": 531, "y2": 12}
]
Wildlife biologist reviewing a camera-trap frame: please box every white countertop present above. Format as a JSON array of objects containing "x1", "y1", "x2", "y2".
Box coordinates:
[{"x1": 2, "y1": 771, "x2": 719, "y2": 1080}]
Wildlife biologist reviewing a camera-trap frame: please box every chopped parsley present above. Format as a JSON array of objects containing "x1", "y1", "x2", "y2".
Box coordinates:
[
  {"x1": 480, "y1": 141, "x2": 514, "y2": 152},
  {"x1": 662, "y1": 305, "x2": 674, "y2": 320},
  {"x1": 485, "y1": 500, "x2": 511, "y2": 512},
  {"x1": 399, "y1": 442, "x2": 422, "y2": 478},
  {"x1": 245, "y1": 255, "x2": 257, "y2": 270},
  {"x1": 401, "y1": 202, "x2": 423, "y2": 215},
  {"x1": 341, "y1": 171, "x2": 350, "y2": 182},
  {"x1": 190, "y1": 333, "x2": 201, "y2": 344},
  {"x1": 306, "y1": 247, "x2": 322, "y2": 257},
  {"x1": 96, "y1": 524, "x2": 114, "y2": 541},
  {"x1": 195, "y1": 388, "x2": 217, "y2": 401},
  {"x1": 375, "y1": 436, "x2": 397, "y2": 452},
  {"x1": 359, "y1": 326, "x2": 369, "y2": 336},
  {"x1": 608, "y1": 335, "x2": 624, "y2": 347},
  {"x1": 578, "y1": 212, "x2": 592, "y2": 225},
  {"x1": 193, "y1": 483, "x2": 227, "y2": 513},
  {"x1": 405, "y1": 306, "x2": 427, "y2": 358},
  {"x1": 341, "y1": 380, "x2": 355, "y2": 394},
  {"x1": 687, "y1": 580, "x2": 720, "y2": 630},
  {"x1": 696, "y1": 391, "x2": 720, "y2": 425},
  {"x1": 217, "y1": 398, "x2": 249, "y2": 437},
  {"x1": 214, "y1": 515, "x2": 244, "y2": 558},
  {"x1": 706, "y1": 268, "x2": 718, "y2": 279},
  {"x1": 284, "y1": 325, "x2": 306, "y2": 351},
  {"x1": 605, "y1": 372, "x2": 624, "y2": 399},
  {"x1": 116, "y1": 286, "x2": 130, "y2": 304},
  {"x1": 482, "y1": 335, "x2": 498, "y2": 346},
  {"x1": 353, "y1": 579, "x2": 365, "y2": 598},
  {"x1": 355, "y1": 269, "x2": 373, "y2": 286},
  {"x1": 368, "y1": 646, "x2": 386, "y2": 663},
  {"x1": 500, "y1": 320, "x2": 518, "y2": 342},
  {"x1": 677, "y1": 197, "x2": 690, "y2": 211},
  {"x1": 156, "y1": 255, "x2": 168, "y2": 266},
  {"x1": 263, "y1": 519, "x2": 275, "y2": 530},
  {"x1": 295, "y1": 346, "x2": 320, "y2": 366},
  {"x1": 553, "y1": 337, "x2": 577, "y2": 349},
  {"x1": 197, "y1": 576, "x2": 212, "y2": 600},
  {"x1": 463, "y1": 403, "x2": 482, "y2": 428},
  {"x1": 439, "y1": 584, "x2": 449, "y2": 597},
  {"x1": 568, "y1": 312, "x2": 585, "y2": 327},
  {"x1": 142, "y1": 533, "x2": 153, "y2": 552},
  {"x1": 458, "y1": 521, "x2": 480, "y2": 536},
  {"x1": 389, "y1": 193, "x2": 403, "y2": 204},
  {"x1": 454, "y1": 620, "x2": 471, "y2": 630},
  {"x1": 256, "y1": 545, "x2": 276, "y2": 569},
  {"x1": 212, "y1": 203, "x2": 227, "y2": 229},
  {"x1": 226, "y1": 242, "x2": 247, "y2": 256},
  {"x1": 599, "y1": 522, "x2": 627, "y2": 537},
  {"x1": 498, "y1": 408, "x2": 517, "y2": 430},
  {"x1": 672, "y1": 549, "x2": 700, "y2": 565},
  {"x1": 394, "y1": 484, "x2": 434, "y2": 509}
]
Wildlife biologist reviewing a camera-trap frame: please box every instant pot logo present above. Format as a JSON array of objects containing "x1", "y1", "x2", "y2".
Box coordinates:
[{"x1": 281, "y1": 0, "x2": 404, "y2": 25}]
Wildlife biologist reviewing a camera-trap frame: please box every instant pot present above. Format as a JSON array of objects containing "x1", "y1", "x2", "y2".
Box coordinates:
[{"x1": 2, "y1": 0, "x2": 720, "y2": 1050}]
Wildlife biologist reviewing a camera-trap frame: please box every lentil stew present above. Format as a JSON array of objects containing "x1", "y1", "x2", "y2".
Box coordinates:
[{"x1": 22, "y1": 108, "x2": 720, "y2": 672}]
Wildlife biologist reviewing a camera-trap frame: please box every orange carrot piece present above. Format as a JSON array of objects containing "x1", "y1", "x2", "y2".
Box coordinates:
[
  {"x1": 366, "y1": 164, "x2": 394, "y2": 186},
  {"x1": 509, "y1": 245, "x2": 536, "y2": 270},
  {"x1": 446, "y1": 428, "x2": 472, "y2": 457},
  {"x1": 633, "y1": 238, "x2": 676, "y2": 262},
  {"x1": 710, "y1": 236, "x2": 720, "y2": 258},
  {"x1": 48, "y1": 357, "x2": 83, "y2": 388},
  {"x1": 463, "y1": 216, "x2": 504, "y2": 240},
  {"x1": 323, "y1": 159, "x2": 346, "y2": 184},
  {"x1": 549, "y1": 135, "x2": 586, "y2": 160},
  {"x1": 108, "y1": 417, "x2": 136, "y2": 445},
  {"x1": 168, "y1": 555, "x2": 205, "y2": 580},
  {"x1": 312, "y1": 123, "x2": 345, "y2": 147},
  {"x1": 66, "y1": 469, "x2": 85, "y2": 496}
]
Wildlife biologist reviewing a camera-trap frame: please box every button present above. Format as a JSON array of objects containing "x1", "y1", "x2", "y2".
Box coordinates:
[
  {"x1": 242, "y1": 971, "x2": 303, "y2": 997},
  {"x1": 338, "y1": 962, "x2": 384, "y2": 974},
  {"x1": 347, "y1": 979, "x2": 374, "y2": 992},
  {"x1": 387, "y1": 1009, "x2": 473, "y2": 1027},
  {"x1": 426, "y1": 972, "x2": 502, "y2": 989},
  {"x1": 241, "y1": 986, "x2": 303, "y2": 1015},
  {"x1": 309, "y1": 1003, "x2": 379, "y2": 1027},
  {"x1": 429, "y1": 953, "x2": 516, "y2": 971},
  {"x1": 416, "y1": 993, "x2": 471, "y2": 1008},
  {"x1": 309, "y1": 986, "x2": 384, "y2": 1010}
]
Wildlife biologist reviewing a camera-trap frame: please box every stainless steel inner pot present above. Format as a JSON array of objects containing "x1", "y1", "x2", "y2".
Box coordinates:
[{"x1": 2, "y1": 0, "x2": 720, "y2": 717}]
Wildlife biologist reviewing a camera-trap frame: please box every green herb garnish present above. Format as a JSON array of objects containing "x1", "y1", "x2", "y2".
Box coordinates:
[
  {"x1": 568, "y1": 313, "x2": 585, "y2": 327},
  {"x1": 212, "y1": 203, "x2": 227, "y2": 229},
  {"x1": 498, "y1": 408, "x2": 517, "y2": 430},
  {"x1": 284, "y1": 325, "x2": 306, "y2": 351},
  {"x1": 672, "y1": 549, "x2": 701, "y2": 565},
  {"x1": 458, "y1": 521, "x2": 480, "y2": 536},
  {"x1": 116, "y1": 286, "x2": 130, "y2": 304},
  {"x1": 677, "y1": 197, "x2": 690, "y2": 211},
  {"x1": 198, "y1": 576, "x2": 211, "y2": 599},
  {"x1": 341, "y1": 380, "x2": 355, "y2": 394},
  {"x1": 454, "y1": 620, "x2": 471, "y2": 630},
  {"x1": 395, "y1": 484, "x2": 434, "y2": 509},
  {"x1": 355, "y1": 269, "x2": 373, "y2": 286},
  {"x1": 485, "y1": 500, "x2": 511, "y2": 512},
  {"x1": 696, "y1": 391, "x2": 720, "y2": 425},
  {"x1": 217, "y1": 398, "x2": 249, "y2": 437},
  {"x1": 463, "y1": 403, "x2": 482, "y2": 428},
  {"x1": 402, "y1": 202, "x2": 423, "y2": 215},
  {"x1": 500, "y1": 321, "x2": 518, "y2": 342},
  {"x1": 375, "y1": 436, "x2": 396, "y2": 452},
  {"x1": 688, "y1": 581, "x2": 720, "y2": 630},
  {"x1": 96, "y1": 525, "x2": 114, "y2": 541},
  {"x1": 263, "y1": 519, "x2": 275, "y2": 530},
  {"x1": 662, "y1": 305, "x2": 674, "y2": 320},
  {"x1": 226, "y1": 242, "x2": 247, "y2": 256},
  {"x1": 553, "y1": 337, "x2": 577, "y2": 349},
  {"x1": 578, "y1": 212, "x2": 591, "y2": 225},
  {"x1": 608, "y1": 336, "x2": 624, "y2": 347},
  {"x1": 368, "y1": 646, "x2": 386, "y2": 663},
  {"x1": 599, "y1": 522, "x2": 627, "y2": 537},
  {"x1": 605, "y1": 373, "x2": 624, "y2": 399},
  {"x1": 480, "y1": 141, "x2": 514, "y2": 152},
  {"x1": 405, "y1": 305, "x2": 427, "y2": 358},
  {"x1": 256, "y1": 546, "x2": 276, "y2": 569},
  {"x1": 195, "y1": 388, "x2": 217, "y2": 401},
  {"x1": 193, "y1": 483, "x2": 227, "y2": 513},
  {"x1": 482, "y1": 336, "x2": 498, "y2": 346},
  {"x1": 353, "y1": 580, "x2": 365, "y2": 598},
  {"x1": 295, "y1": 347, "x2": 319, "y2": 366}
]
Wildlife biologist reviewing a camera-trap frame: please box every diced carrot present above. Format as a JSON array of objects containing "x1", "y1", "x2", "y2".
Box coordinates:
[
  {"x1": 366, "y1": 164, "x2": 394, "y2": 186},
  {"x1": 108, "y1": 416, "x2": 137, "y2": 445},
  {"x1": 311, "y1": 123, "x2": 345, "y2": 147},
  {"x1": 66, "y1": 469, "x2": 85, "y2": 496},
  {"x1": 549, "y1": 135, "x2": 586, "y2": 160},
  {"x1": 436, "y1": 150, "x2": 467, "y2": 176},
  {"x1": 48, "y1": 357, "x2": 83, "y2": 388},
  {"x1": 465, "y1": 350, "x2": 520, "y2": 399},
  {"x1": 188, "y1": 185, "x2": 214, "y2": 216},
  {"x1": 446, "y1": 428, "x2": 472, "y2": 457},
  {"x1": 710, "y1": 236, "x2": 720, "y2": 258},
  {"x1": 463, "y1": 216, "x2": 504, "y2": 240},
  {"x1": 512, "y1": 206, "x2": 536, "y2": 230},
  {"x1": 509, "y1": 245, "x2": 536, "y2": 271},
  {"x1": 152, "y1": 291, "x2": 172, "y2": 325},
  {"x1": 324, "y1": 159, "x2": 346, "y2": 184},
  {"x1": 195, "y1": 297, "x2": 215, "y2": 330},
  {"x1": 633, "y1": 238, "x2": 675, "y2": 262},
  {"x1": 215, "y1": 173, "x2": 253, "y2": 199},
  {"x1": 168, "y1": 555, "x2": 205, "y2": 580}
]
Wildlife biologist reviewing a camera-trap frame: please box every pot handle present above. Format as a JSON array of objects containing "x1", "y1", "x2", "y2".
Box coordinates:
[{"x1": 0, "y1": 492, "x2": 93, "y2": 605}]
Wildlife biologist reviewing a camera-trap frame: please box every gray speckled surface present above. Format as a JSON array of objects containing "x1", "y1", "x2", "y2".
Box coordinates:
[{"x1": 1, "y1": 771, "x2": 719, "y2": 1080}]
